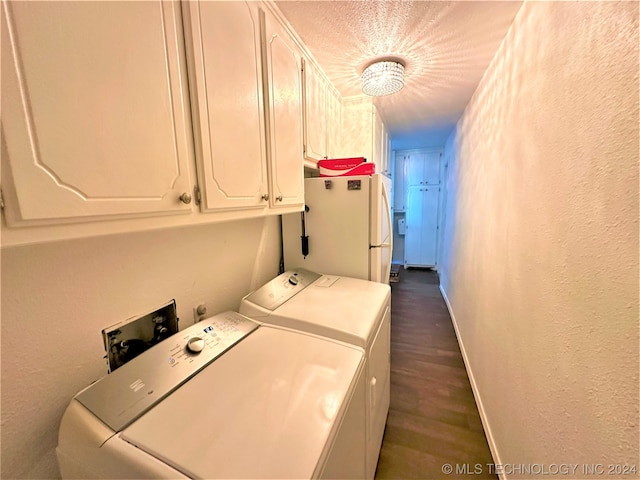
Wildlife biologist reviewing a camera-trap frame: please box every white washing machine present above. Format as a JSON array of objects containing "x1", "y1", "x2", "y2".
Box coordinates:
[
  {"x1": 57, "y1": 311, "x2": 366, "y2": 479},
  {"x1": 239, "y1": 269, "x2": 391, "y2": 479}
]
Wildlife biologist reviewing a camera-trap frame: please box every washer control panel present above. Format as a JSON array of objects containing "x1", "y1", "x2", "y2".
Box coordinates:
[
  {"x1": 241, "y1": 269, "x2": 322, "y2": 311},
  {"x1": 76, "y1": 311, "x2": 259, "y2": 432}
]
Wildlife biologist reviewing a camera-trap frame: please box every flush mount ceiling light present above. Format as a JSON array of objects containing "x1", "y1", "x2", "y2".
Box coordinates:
[{"x1": 361, "y1": 60, "x2": 405, "y2": 97}]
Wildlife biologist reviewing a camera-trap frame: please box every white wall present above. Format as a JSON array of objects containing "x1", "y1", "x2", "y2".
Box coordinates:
[
  {"x1": 0, "y1": 216, "x2": 281, "y2": 479},
  {"x1": 390, "y1": 124, "x2": 455, "y2": 151},
  {"x1": 440, "y1": 1, "x2": 638, "y2": 474}
]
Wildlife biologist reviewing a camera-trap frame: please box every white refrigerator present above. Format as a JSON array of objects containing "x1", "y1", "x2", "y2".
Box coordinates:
[{"x1": 282, "y1": 174, "x2": 393, "y2": 283}]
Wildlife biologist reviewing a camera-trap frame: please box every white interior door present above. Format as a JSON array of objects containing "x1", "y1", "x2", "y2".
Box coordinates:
[{"x1": 405, "y1": 186, "x2": 439, "y2": 267}]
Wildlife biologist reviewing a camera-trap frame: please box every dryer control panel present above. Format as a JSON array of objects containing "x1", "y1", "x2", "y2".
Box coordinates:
[
  {"x1": 240, "y1": 269, "x2": 322, "y2": 313},
  {"x1": 75, "y1": 311, "x2": 259, "y2": 432}
]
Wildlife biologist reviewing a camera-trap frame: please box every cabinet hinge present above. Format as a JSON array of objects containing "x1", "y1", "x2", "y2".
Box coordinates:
[
  {"x1": 193, "y1": 185, "x2": 201, "y2": 206},
  {"x1": 303, "y1": 144, "x2": 306, "y2": 155},
  {"x1": 0, "y1": 188, "x2": 4, "y2": 210}
]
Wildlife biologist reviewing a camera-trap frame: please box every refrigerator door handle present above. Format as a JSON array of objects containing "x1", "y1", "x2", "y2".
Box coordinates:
[{"x1": 381, "y1": 179, "x2": 393, "y2": 283}]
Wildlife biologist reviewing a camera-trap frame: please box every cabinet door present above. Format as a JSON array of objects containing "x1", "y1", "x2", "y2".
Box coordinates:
[
  {"x1": 1, "y1": 1, "x2": 193, "y2": 225},
  {"x1": 325, "y1": 87, "x2": 342, "y2": 159},
  {"x1": 405, "y1": 151, "x2": 426, "y2": 186},
  {"x1": 405, "y1": 186, "x2": 439, "y2": 267},
  {"x1": 422, "y1": 150, "x2": 441, "y2": 184},
  {"x1": 406, "y1": 150, "x2": 441, "y2": 186},
  {"x1": 372, "y1": 108, "x2": 384, "y2": 174},
  {"x1": 303, "y1": 60, "x2": 327, "y2": 160},
  {"x1": 263, "y1": 10, "x2": 304, "y2": 210},
  {"x1": 382, "y1": 125, "x2": 390, "y2": 176},
  {"x1": 339, "y1": 97, "x2": 373, "y2": 161},
  {"x1": 393, "y1": 154, "x2": 406, "y2": 212},
  {"x1": 183, "y1": 1, "x2": 268, "y2": 213}
]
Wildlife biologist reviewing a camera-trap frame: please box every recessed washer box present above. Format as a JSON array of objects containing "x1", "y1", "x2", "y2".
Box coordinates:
[{"x1": 102, "y1": 300, "x2": 178, "y2": 372}]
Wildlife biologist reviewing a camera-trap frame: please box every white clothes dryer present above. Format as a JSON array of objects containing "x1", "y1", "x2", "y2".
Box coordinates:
[
  {"x1": 239, "y1": 269, "x2": 391, "y2": 479},
  {"x1": 57, "y1": 311, "x2": 366, "y2": 479}
]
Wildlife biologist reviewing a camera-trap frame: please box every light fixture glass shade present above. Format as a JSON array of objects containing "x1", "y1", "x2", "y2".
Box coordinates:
[{"x1": 361, "y1": 61, "x2": 404, "y2": 96}]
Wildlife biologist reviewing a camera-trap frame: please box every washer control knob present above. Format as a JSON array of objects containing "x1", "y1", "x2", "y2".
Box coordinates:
[
  {"x1": 288, "y1": 275, "x2": 299, "y2": 286},
  {"x1": 187, "y1": 337, "x2": 205, "y2": 353}
]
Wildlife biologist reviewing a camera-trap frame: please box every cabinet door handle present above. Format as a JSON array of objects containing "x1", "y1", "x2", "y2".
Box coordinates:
[
  {"x1": 262, "y1": 193, "x2": 270, "y2": 201},
  {"x1": 179, "y1": 192, "x2": 192, "y2": 204},
  {"x1": 276, "y1": 195, "x2": 283, "y2": 202}
]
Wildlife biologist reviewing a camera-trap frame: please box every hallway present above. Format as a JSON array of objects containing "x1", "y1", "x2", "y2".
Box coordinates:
[{"x1": 375, "y1": 268, "x2": 497, "y2": 479}]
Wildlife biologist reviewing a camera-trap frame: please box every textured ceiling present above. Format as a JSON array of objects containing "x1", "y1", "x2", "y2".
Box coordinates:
[{"x1": 275, "y1": 1, "x2": 523, "y2": 143}]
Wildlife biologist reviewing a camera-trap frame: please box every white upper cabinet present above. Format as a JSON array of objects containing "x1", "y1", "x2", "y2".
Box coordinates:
[
  {"x1": 339, "y1": 96, "x2": 373, "y2": 162},
  {"x1": 374, "y1": 107, "x2": 391, "y2": 176},
  {"x1": 373, "y1": 107, "x2": 386, "y2": 174},
  {"x1": 406, "y1": 149, "x2": 442, "y2": 186},
  {"x1": 183, "y1": 1, "x2": 303, "y2": 215},
  {"x1": 1, "y1": 0, "x2": 308, "y2": 244},
  {"x1": 302, "y1": 59, "x2": 342, "y2": 163},
  {"x1": 182, "y1": 1, "x2": 268, "y2": 213},
  {"x1": 1, "y1": 1, "x2": 194, "y2": 226},
  {"x1": 340, "y1": 98, "x2": 388, "y2": 174},
  {"x1": 262, "y1": 8, "x2": 304, "y2": 210},
  {"x1": 303, "y1": 60, "x2": 328, "y2": 161},
  {"x1": 393, "y1": 153, "x2": 407, "y2": 212},
  {"x1": 325, "y1": 87, "x2": 342, "y2": 160},
  {"x1": 383, "y1": 122, "x2": 391, "y2": 176}
]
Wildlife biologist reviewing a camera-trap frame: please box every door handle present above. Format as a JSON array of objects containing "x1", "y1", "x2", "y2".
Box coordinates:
[{"x1": 369, "y1": 376, "x2": 377, "y2": 410}]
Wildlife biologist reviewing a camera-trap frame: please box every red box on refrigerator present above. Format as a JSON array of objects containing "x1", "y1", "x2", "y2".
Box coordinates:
[{"x1": 318, "y1": 157, "x2": 375, "y2": 177}]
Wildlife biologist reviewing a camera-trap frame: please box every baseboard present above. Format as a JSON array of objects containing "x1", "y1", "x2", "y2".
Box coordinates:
[{"x1": 439, "y1": 284, "x2": 506, "y2": 480}]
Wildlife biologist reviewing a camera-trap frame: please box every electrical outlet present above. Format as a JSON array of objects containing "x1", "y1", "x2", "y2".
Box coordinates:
[{"x1": 193, "y1": 303, "x2": 207, "y2": 322}]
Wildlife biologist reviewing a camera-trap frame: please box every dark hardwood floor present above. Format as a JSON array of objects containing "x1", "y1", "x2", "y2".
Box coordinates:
[{"x1": 375, "y1": 268, "x2": 497, "y2": 480}]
